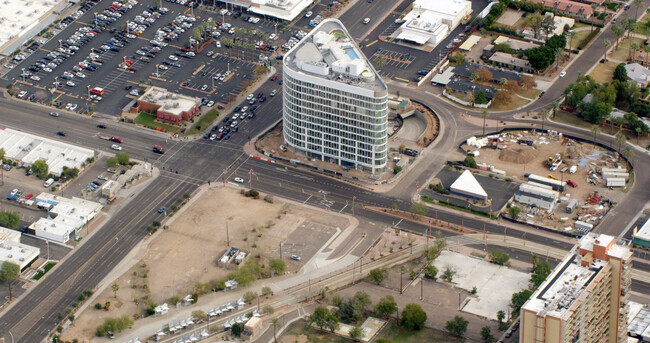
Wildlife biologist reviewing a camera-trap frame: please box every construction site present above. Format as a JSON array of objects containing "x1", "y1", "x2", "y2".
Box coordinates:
[{"x1": 460, "y1": 130, "x2": 631, "y2": 235}]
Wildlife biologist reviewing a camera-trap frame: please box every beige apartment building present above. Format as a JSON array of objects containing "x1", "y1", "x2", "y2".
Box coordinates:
[{"x1": 520, "y1": 233, "x2": 632, "y2": 343}]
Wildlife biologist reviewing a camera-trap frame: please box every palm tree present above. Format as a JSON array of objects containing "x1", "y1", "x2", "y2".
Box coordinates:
[
  {"x1": 568, "y1": 30, "x2": 576, "y2": 54},
  {"x1": 615, "y1": 131, "x2": 626, "y2": 154},
  {"x1": 551, "y1": 101, "x2": 559, "y2": 118},
  {"x1": 375, "y1": 55, "x2": 387, "y2": 68},
  {"x1": 271, "y1": 318, "x2": 280, "y2": 342},
  {"x1": 591, "y1": 3, "x2": 598, "y2": 32},
  {"x1": 635, "y1": 0, "x2": 643, "y2": 19},
  {"x1": 531, "y1": 254, "x2": 539, "y2": 268},
  {"x1": 630, "y1": 42, "x2": 639, "y2": 62},
  {"x1": 644, "y1": 45, "x2": 650, "y2": 67},
  {"x1": 611, "y1": 24, "x2": 624, "y2": 49},
  {"x1": 591, "y1": 125, "x2": 601, "y2": 145},
  {"x1": 481, "y1": 110, "x2": 489, "y2": 135},
  {"x1": 603, "y1": 39, "x2": 611, "y2": 61},
  {"x1": 622, "y1": 145, "x2": 633, "y2": 160},
  {"x1": 539, "y1": 110, "x2": 549, "y2": 132}
]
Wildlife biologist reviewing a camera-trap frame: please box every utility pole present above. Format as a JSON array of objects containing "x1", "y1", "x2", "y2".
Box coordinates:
[
  {"x1": 226, "y1": 222, "x2": 230, "y2": 246},
  {"x1": 279, "y1": 242, "x2": 282, "y2": 259},
  {"x1": 420, "y1": 277, "x2": 423, "y2": 300},
  {"x1": 249, "y1": 169, "x2": 253, "y2": 189},
  {"x1": 400, "y1": 269, "x2": 403, "y2": 294}
]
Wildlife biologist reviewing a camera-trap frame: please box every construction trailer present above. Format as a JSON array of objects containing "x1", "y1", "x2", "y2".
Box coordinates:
[
  {"x1": 566, "y1": 199, "x2": 578, "y2": 213},
  {"x1": 514, "y1": 183, "x2": 559, "y2": 210},
  {"x1": 606, "y1": 178, "x2": 626, "y2": 187},
  {"x1": 525, "y1": 173, "x2": 566, "y2": 191}
]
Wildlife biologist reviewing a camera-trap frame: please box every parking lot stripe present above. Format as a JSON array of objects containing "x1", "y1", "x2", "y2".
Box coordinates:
[
  {"x1": 75, "y1": 21, "x2": 88, "y2": 25},
  {"x1": 394, "y1": 77, "x2": 409, "y2": 83},
  {"x1": 365, "y1": 40, "x2": 378, "y2": 48},
  {"x1": 53, "y1": 93, "x2": 63, "y2": 102},
  {"x1": 38, "y1": 48, "x2": 52, "y2": 53}
]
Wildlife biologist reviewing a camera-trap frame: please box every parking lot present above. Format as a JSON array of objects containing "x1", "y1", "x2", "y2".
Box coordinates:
[{"x1": 3, "y1": 0, "x2": 302, "y2": 117}]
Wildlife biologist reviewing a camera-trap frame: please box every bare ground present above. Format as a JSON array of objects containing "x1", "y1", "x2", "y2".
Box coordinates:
[{"x1": 61, "y1": 187, "x2": 349, "y2": 342}]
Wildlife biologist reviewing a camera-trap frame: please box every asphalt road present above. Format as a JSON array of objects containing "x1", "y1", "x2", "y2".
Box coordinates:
[{"x1": 0, "y1": 1, "x2": 649, "y2": 342}]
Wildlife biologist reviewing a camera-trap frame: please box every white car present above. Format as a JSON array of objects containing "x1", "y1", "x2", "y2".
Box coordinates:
[
  {"x1": 363, "y1": 18, "x2": 370, "y2": 24},
  {"x1": 241, "y1": 106, "x2": 248, "y2": 112},
  {"x1": 246, "y1": 94, "x2": 254, "y2": 101},
  {"x1": 67, "y1": 103, "x2": 78, "y2": 111},
  {"x1": 111, "y1": 144, "x2": 122, "y2": 151},
  {"x1": 559, "y1": 71, "x2": 566, "y2": 78},
  {"x1": 158, "y1": 65, "x2": 169, "y2": 70},
  {"x1": 66, "y1": 81, "x2": 76, "y2": 87},
  {"x1": 30, "y1": 75, "x2": 41, "y2": 81},
  {"x1": 234, "y1": 177, "x2": 244, "y2": 183},
  {"x1": 270, "y1": 89, "x2": 277, "y2": 97},
  {"x1": 305, "y1": 11, "x2": 313, "y2": 18},
  {"x1": 168, "y1": 55, "x2": 179, "y2": 61},
  {"x1": 215, "y1": 41, "x2": 221, "y2": 48}
]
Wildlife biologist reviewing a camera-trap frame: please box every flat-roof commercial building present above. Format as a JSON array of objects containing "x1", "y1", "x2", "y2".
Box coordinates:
[
  {"x1": 135, "y1": 87, "x2": 201, "y2": 123},
  {"x1": 217, "y1": 0, "x2": 312, "y2": 21},
  {"x1": 0, "y1": 0, "x2": 68, "y2": 57},
  {"x1": 282, "y1": 19, "x2": 389, "y2": 174},
  {"x1": 394, "y1": 0, "x2": 472, "y2": 46},
  {"x1": 632, "y1": 218, "x2": 650, "y2": 248},
  {"x1": 0, "y1": 226, "x2": 40, "y2": 272},
  {"x1": 520, "y1": 233, "x2": 632, "y2": 343},
  {"x1": 30, "y1": 194, "x2": 102, "y2": 244},
  {"x1": 0, "y1": 128, "x2": 94, "y2": 177}
]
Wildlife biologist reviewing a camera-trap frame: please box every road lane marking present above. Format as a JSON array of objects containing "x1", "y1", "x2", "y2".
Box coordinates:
[{"x1": 365, "y1": 40, "x2": 378, "y2": 47}]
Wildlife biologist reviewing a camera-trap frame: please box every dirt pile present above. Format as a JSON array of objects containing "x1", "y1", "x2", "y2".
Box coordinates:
[
  {"x1": 566, "y1": 145, "x2": 589, "y2": 159},
  {"x1": 498, "y1": 148, "x2": 536, "y2": 164}
]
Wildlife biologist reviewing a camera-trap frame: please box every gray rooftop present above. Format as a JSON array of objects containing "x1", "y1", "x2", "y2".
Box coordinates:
[{"x1": 283, "y1": 19, "x2": 387, "y2": 93}]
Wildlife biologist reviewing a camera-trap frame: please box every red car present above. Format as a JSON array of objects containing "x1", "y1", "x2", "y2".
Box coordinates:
[
  {"x1": 270, "y1": 74, "x2": 278, "y2": 81},
  {"x1": 567, "y1": 180, "x2": 578, "y2": 188},
  {"x1": 109, "y1": 137, "x2": 122, "y2": 143},
  {"x1": 25, "y1": 193, "x2": 33, "y2": 200}
]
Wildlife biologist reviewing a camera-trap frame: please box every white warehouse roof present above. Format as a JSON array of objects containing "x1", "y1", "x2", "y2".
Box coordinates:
[
  {"x1": 0, "y1": 128, "x2": 94, "y2": 177},
  {"x1": 0, "y1": 226, "x2": 21, "y2": 243},
  {"x1": 450, "y1": 170, "x2": 487, "y2": 199},
  {"x1": 0, "y1": 241, "x2": 40, "y2": 271}
]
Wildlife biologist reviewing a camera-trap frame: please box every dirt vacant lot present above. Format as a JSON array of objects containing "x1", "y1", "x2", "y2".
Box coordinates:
[{"x1": 62, "y1": 186, "x2": 349, "y2": 342}]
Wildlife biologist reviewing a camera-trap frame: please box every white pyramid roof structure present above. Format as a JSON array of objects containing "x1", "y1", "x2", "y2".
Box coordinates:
[{"x1": 450, "y1": 170, "x2": 487, "y2": 198}]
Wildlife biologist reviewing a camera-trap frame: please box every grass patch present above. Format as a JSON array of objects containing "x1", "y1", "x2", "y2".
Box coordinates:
[
  {"x1": 33, "y1": 262, "x2": 57, "y2": 280},
  {"x1": 490, "y1": 95, "x2": 529, "y2": 111},
  {"x1": 379, "y1": 321, "x2": 462, "y2": 343},
  {"x1": 567, "y1": 30, "x2": 592, "y2": 50},
  {"x1": 517, "y1": 87, "x2": 542, "y2": 99},
  {"x1": 634, "y1": 14, "x2": 650, "y2": 37},
  {"x1": 421, "y1": 196, "x2": 495, "y2": 219},
  {"x1": 187, "y1": 110, "x2": 220, "y2": 135},
  {"x1": 587, "y1": 60, "x2": 618, "y2": 84},
  {"x1": 610, "y1": 37, "x2": 645, "y2": 61},
  {"x1": 135, "y1": 112, "x2": 181, "y2": 133},
  {"x1": 553, "y1": 110, "x2": 593, "y2": 129}
]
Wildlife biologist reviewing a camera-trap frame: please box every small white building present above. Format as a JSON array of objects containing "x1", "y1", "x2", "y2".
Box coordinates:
[
  {"x1": 394, "y1": 0, "x2": 472, "y2": 46},
  {"x1": 30, "y1": 194, "x2": 102, "y2": 243},
  {"x1": 248, "y1": 0, "x2": 313, "y2": 21},
  {"x1": 449, "y1": 170, "x2": 488, "y2": 201},
  {"x1": 514, "y1": 183, "x2": 559, "y2": 210},
  {"x1": 0, "y1": 241, "x2": 40, "y2": 271},
  {"x1": 30, "y1": 217, "x2": 76, "y2": 244}
]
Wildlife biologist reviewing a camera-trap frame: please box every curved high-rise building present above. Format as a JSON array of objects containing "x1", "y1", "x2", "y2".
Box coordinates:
[{"x1": 282, "y1": 19, "x2": 388, "y2": 174}]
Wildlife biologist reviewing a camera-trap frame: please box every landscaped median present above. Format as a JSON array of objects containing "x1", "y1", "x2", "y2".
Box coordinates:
[{"x1": 187, "y1": 109, "x2": 220, "y2": 135}]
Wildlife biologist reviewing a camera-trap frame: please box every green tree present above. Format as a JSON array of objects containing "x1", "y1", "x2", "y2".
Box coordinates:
[
  {"x1": 489, "y1": 251, "x2": 510, "y2": 265},
  {"x1": 271, "y1": 317, "x2": 280, "y2": 343},
  {"x1": 269, "y1": 258, "x2": 286, "y2": 275},
  {"x1": 261, "y1": 286, "x2": 273, "y2": 297},
  {"x1": 530, "y1": 262, "x2": 552, "y2": 289},
  {"x1": 410, "y1": 203, "x2": 428, "y2": 217},
  {"x1": 263, "y1": 304, "x2": 275, "y2": 314},
  {"x1": 375, "y1": 55, "x2": 387, "y2": 68},
  {"x1": 401, "y1": 303, "x2": 427, "y2": 330},
  {"x1": 508, "y1": 205, "x2": 521, "y2": 220},
  {"x1": 31, "y1": 159, "x2": 49, "y2": 179},
  {"x1": 614, "y1": 63, "x2": 628, "y2": 83},
  {"x1": 530, "y1": 254, "x2": 539, "y2": 268},
  {"x1": 603, "y1": 39, "x2": 611, "y2": 61},
  {"x1": 510, "y1": 289, "x2": 534, "y2": 314},
  {"x1": 462, "y1": 156, "x2": 477, "y2": 169},
  {"x1": 424, "y1": 265, "x2": 438, "y2": 280},
  {"x1": 106, "y1": 157, "x2": 118, "y2": 168},
  {"x1": 111, "y1": 283, "x2": 119, "y2": 298},
  {"x1": 349, "y1": 326, "x2": 363, "y2": 341},
  {"x1": 0, "y1": 148, "x2": 5, "y2": 162},
  {"x1": 231, "y1": 322, "x2": 244, "y2": 336},
  {"x1": 309, "y1": 306, "x2": 338, "y2": 332},
  {"x1": 369, "y1": 268, "x2": 386, "y2": 285},
  {"x1": 116, "y1": 152, "x2": 130, "y2": 165},
  {"x1": 442, "y1": 267, "x2": 455, "y2": 282},
  {"x1": 192, "y1": 310, "x2": 207, "y2": 322},
  {"x1": 611, "y1": 24, "x2": 624, "y2": 49},
  {"x1": 445, "y1": 315, "x2": 469, "y2": 337},
  {"x1": 0, "y1": 261, "x2": 19, "y2": 300},
  {"x1": 354, "y1": 291, "x2": 372, "y2": 313},
  {"x1": 526, "y1": 45, "x2": 555, "y2": 70},
  {"x1": 95, "y1": 316, "x2": 132, "y2": 337},
  {"x1": 481, "y1": 326, "x2": 494, "y2": 342},
  {"x1": 474, "y1": 89, "x2": 488, "y2": 105},
  {"x1": 497, "y1": 310, "x2": 506, "y2": 330},
  {"x1": 243, "y1": 290, "x2": 258, "y2": 303},
  {"x1": 375, "y1": 295, "x2": 397, "y2": 318},
  {"x1": 0, "y1": 211, "x2": 20, "y2": 229}
]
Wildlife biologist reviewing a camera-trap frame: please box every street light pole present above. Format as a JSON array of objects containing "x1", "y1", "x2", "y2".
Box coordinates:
[
  {"x1": 352, "y1": 196, "x2": 356, "y2": 216},
  {"x1": 249, "y1": 169, "x2": 253, "y2": 189}
]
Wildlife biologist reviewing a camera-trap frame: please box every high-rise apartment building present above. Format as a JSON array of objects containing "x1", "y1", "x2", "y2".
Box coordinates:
[
  {"x1": 521, "y1": 233, "x2": 632, "y2": 343},
  {"x1": 282, "y1": 19, "x2": 389, "y2": 174}
]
